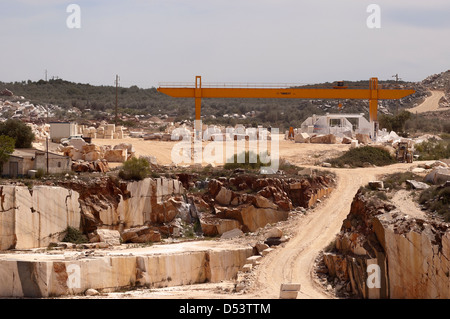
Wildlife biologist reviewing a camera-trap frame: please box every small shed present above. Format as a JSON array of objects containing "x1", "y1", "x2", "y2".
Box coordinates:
[{"x1": 1, "y1": 149, "x2": 71, "y2": 177}]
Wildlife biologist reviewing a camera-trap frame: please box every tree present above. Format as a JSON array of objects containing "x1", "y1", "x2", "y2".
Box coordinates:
[
  {"x1": 0, "y1": 119, "x2": 35, "y2": 148},
  {"x1": 0, "y1": 135, "x2": 15, "y2": 173}
]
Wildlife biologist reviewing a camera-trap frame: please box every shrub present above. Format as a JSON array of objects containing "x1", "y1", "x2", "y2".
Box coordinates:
[
  {"x1": 415, "y1": 139, "x2": 450, "y2": 160},
  {"x1": 328, "y1": 146, "x2": 396, "y2": 168},
  {"x1": 383, "y1": 172, "x2": 420, "y2": 190},
  {"x1": 419, "y1": 186, "x2": 450, "y2": 221},
  {"x1": 118, "y1": 157, "x2": 151, "y2": 181},
  {"x1": 62, "y1": 226, "x2": 88, "y2": 244},
  {"x1": 224, "y1": 151, "x2": 270, "y2": 170}
]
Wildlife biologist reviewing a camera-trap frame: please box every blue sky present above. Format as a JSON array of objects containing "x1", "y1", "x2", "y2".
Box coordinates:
[{"x1": 0, "y1": 0, "x2": 449, "y2": 88}]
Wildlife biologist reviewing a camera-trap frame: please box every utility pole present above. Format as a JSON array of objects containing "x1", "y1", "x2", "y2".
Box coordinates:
[
  {"x1": 46, "y1": 105, "x2": 49, "y2": 174},
  {"x1": 392, "y1": 74, "x2": 402, "y2": 115},
  {"x1": 115, "y1": 74, "x2": 120, "y2": 126}
]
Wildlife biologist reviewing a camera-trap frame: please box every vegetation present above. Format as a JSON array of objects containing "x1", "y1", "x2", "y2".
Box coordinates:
[
  {"x1": 224, "y1": 151, "x2": 270, "y2": 170},
  {"x1": 328, "y1": 146, "x2": 396, "y2": 168},
  {"x1": 0, "y1": 78, "x2": 433, "y2": 132},
  {"x1": 379, "y1": 110, "x2": 412, "y2": 136},
  {"x1": 414, "y1": 135, "x2": 450, "y2": 160},
  {"x1": 382, "y1": 172, "x2": 421, "y2": 190},
  {"x1": 62, "y1": 226, "x2": 88, "y2": 244},
  {"x1": 0, "y1": 119, "x2": 35, "y2": 148},
  {"x1": 419, "y1": 185, "x2": 450, "y2": 221},
  {"x1": 0, "y1": 135, "x2": 15, "y2": 171},
  {"x1": 118, "y1": 157, "x2": 151, "y2": 181}
]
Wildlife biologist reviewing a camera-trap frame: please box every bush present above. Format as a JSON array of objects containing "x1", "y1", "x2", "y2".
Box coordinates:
[
  {"x1": 419, "y1": 186, "x2": 450, "y2": 221},
  {"x1": 118, "y1": 157, "x2": 151, "y2": 181},
  {"x1": 328, "y1": 146, "x2": 396, "y2": 168},
  {"x1": 62, "y1": 226, "x2": 88, "y2": 244},
  {"x1": 224, "y1": 151, "x2": 270, "y2": 170},
  {"x1": 415, "y1": 139, "x2": 450, "y2": 160},
  {"x1": 383, "y1": 172, "x2": 420, "y2": 190}
]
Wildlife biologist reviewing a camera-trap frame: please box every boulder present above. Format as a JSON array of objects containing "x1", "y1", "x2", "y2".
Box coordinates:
[
  {"x1": 310, "y1": 134, "x2": 337, "y2": 144},
  {"x1": 254, "y1": 195, "x2": 278, "y2": 209},
  {"x1": 104, "y1": 149, "x2": 127, "y2": 162},
  {"x1": 424, "y1": 168, "x2": 450, "y2": 185},
  {"x1": 406, "y1": 180, "x2": 430, "y2": 190},
  {"x1": 356, "y1": 133, "x2": 371, "y2": 145},
  {"x1": 294, "y1": 132, "x2": 310, "y2": 143},
  {"x1": 266, "y1": 227, "x2": 283, "y2": 239},
  {"x1": 121, "y1": 226, "x2": 161, "y2": 243},
  {"x1": 215, "y1": 187, "x2": 233, "y2": 206},
  {"x1": 95, "y1": 229, "x2": 121, "y2": 246},
  {"x1": 220, "y1": 228, "x2": 244, "y2": 239},
  {"x1": 84, "y1": 151, "x2": 101, "y2": 162}
]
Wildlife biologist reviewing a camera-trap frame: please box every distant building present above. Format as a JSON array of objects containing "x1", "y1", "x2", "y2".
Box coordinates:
[
  {"x1": 50, "y1": 122, "x2": 78, "y2": 143},
  {"x1": 1, "y1": 149, "x2": 71, "y2": 178}
]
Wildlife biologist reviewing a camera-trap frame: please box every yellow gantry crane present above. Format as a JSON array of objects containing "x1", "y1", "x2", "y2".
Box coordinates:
[{"x1": 157, "y1": 76, "x2": 415, "y2": 139}]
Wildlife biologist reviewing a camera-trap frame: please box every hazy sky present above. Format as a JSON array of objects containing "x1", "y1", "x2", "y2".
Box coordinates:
[{"x1": 1, "y1": 0, "x2": 449, "y2": 88}]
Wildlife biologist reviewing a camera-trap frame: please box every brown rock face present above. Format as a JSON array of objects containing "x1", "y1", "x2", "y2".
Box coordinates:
[{"x1": 197, "y1": 175, "x2": 334, "y2": 235}]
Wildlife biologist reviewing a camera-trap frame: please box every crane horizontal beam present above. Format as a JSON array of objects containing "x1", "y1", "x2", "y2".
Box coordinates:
[{"x1": 157, "y1": 87, "x2": 415, "y2": 100}]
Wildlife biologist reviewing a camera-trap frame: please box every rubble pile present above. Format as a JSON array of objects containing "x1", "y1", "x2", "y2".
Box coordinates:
[
  {"x1": 0, "y1": 99, "x2": 61, "y2": 121},
  {"x1": 59, "y1": 140, "x2": 136, "y2": 164}
]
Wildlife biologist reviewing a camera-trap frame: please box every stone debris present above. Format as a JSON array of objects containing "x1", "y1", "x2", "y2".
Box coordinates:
[
  {"x1": 279, "y1": 283, "x2": 301, "y2": 299},
  {"x1": 220, "y1": 228, "x2": 244, "y2": 240},
  {"x1": 85, "y1": 289, "x2": 100, "y2": 296},
  {"x1": 406, "y1": 180, "x2": 430, "y2": 190}
]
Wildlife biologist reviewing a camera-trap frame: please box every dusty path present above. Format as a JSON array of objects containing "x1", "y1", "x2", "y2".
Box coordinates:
[
  {"x1": 245, "y1": 163, "x2": 415, "y2": 299},
  {"x1": 408, "y1": 90, "x2": 445, "y2": 113}
]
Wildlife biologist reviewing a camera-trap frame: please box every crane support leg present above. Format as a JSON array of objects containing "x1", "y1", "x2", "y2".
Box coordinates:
[
  {"x1": 195, "y1": 76, "x2": 202, "y2": 139},
  {"x1": 369, "y1": 77, "x2": 379, "y2": 140}
]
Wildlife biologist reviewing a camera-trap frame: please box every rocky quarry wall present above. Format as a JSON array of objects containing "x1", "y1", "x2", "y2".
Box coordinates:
[
  {"x1": 323, "y1": 190, "x2": 450, "y2": 299},
  {"x1": 0, "y1": 177, "x2": 185, "y2": 250},
  {"x1": 197, "y1": 174, "x2": 334, "y2": 236}
]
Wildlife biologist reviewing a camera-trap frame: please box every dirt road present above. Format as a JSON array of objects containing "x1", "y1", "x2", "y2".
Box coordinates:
[
  {"x1": 408, "y1": 90, "x2": 446, "y2": 113},
  {"x1": 244, "y1": 163, "x2": 415, "y2": 299}
]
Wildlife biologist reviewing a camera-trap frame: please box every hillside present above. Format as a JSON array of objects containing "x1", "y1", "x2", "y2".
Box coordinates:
[{"x1": 0, "y1": 73, "x2": 448, "y2": 132}]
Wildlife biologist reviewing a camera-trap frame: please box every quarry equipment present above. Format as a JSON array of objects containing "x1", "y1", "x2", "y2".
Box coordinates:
[
  {"x1": 395, "y1": 141, "x2": 414, "y2": 163},
  {"x1": 157, "y1": 76, "x2": 415, "y2": 140}
]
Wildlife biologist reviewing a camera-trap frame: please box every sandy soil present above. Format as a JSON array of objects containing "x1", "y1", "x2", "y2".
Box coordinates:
[
  {"x1": 390, "y1": 189, "x2": 428, "y2": 220},
  {"x1": 408, "y1": 90, "x2": 446, "y2": 113},
  {"x1": 92, "y1": 135, "x2": 350, "y2": 167}
]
